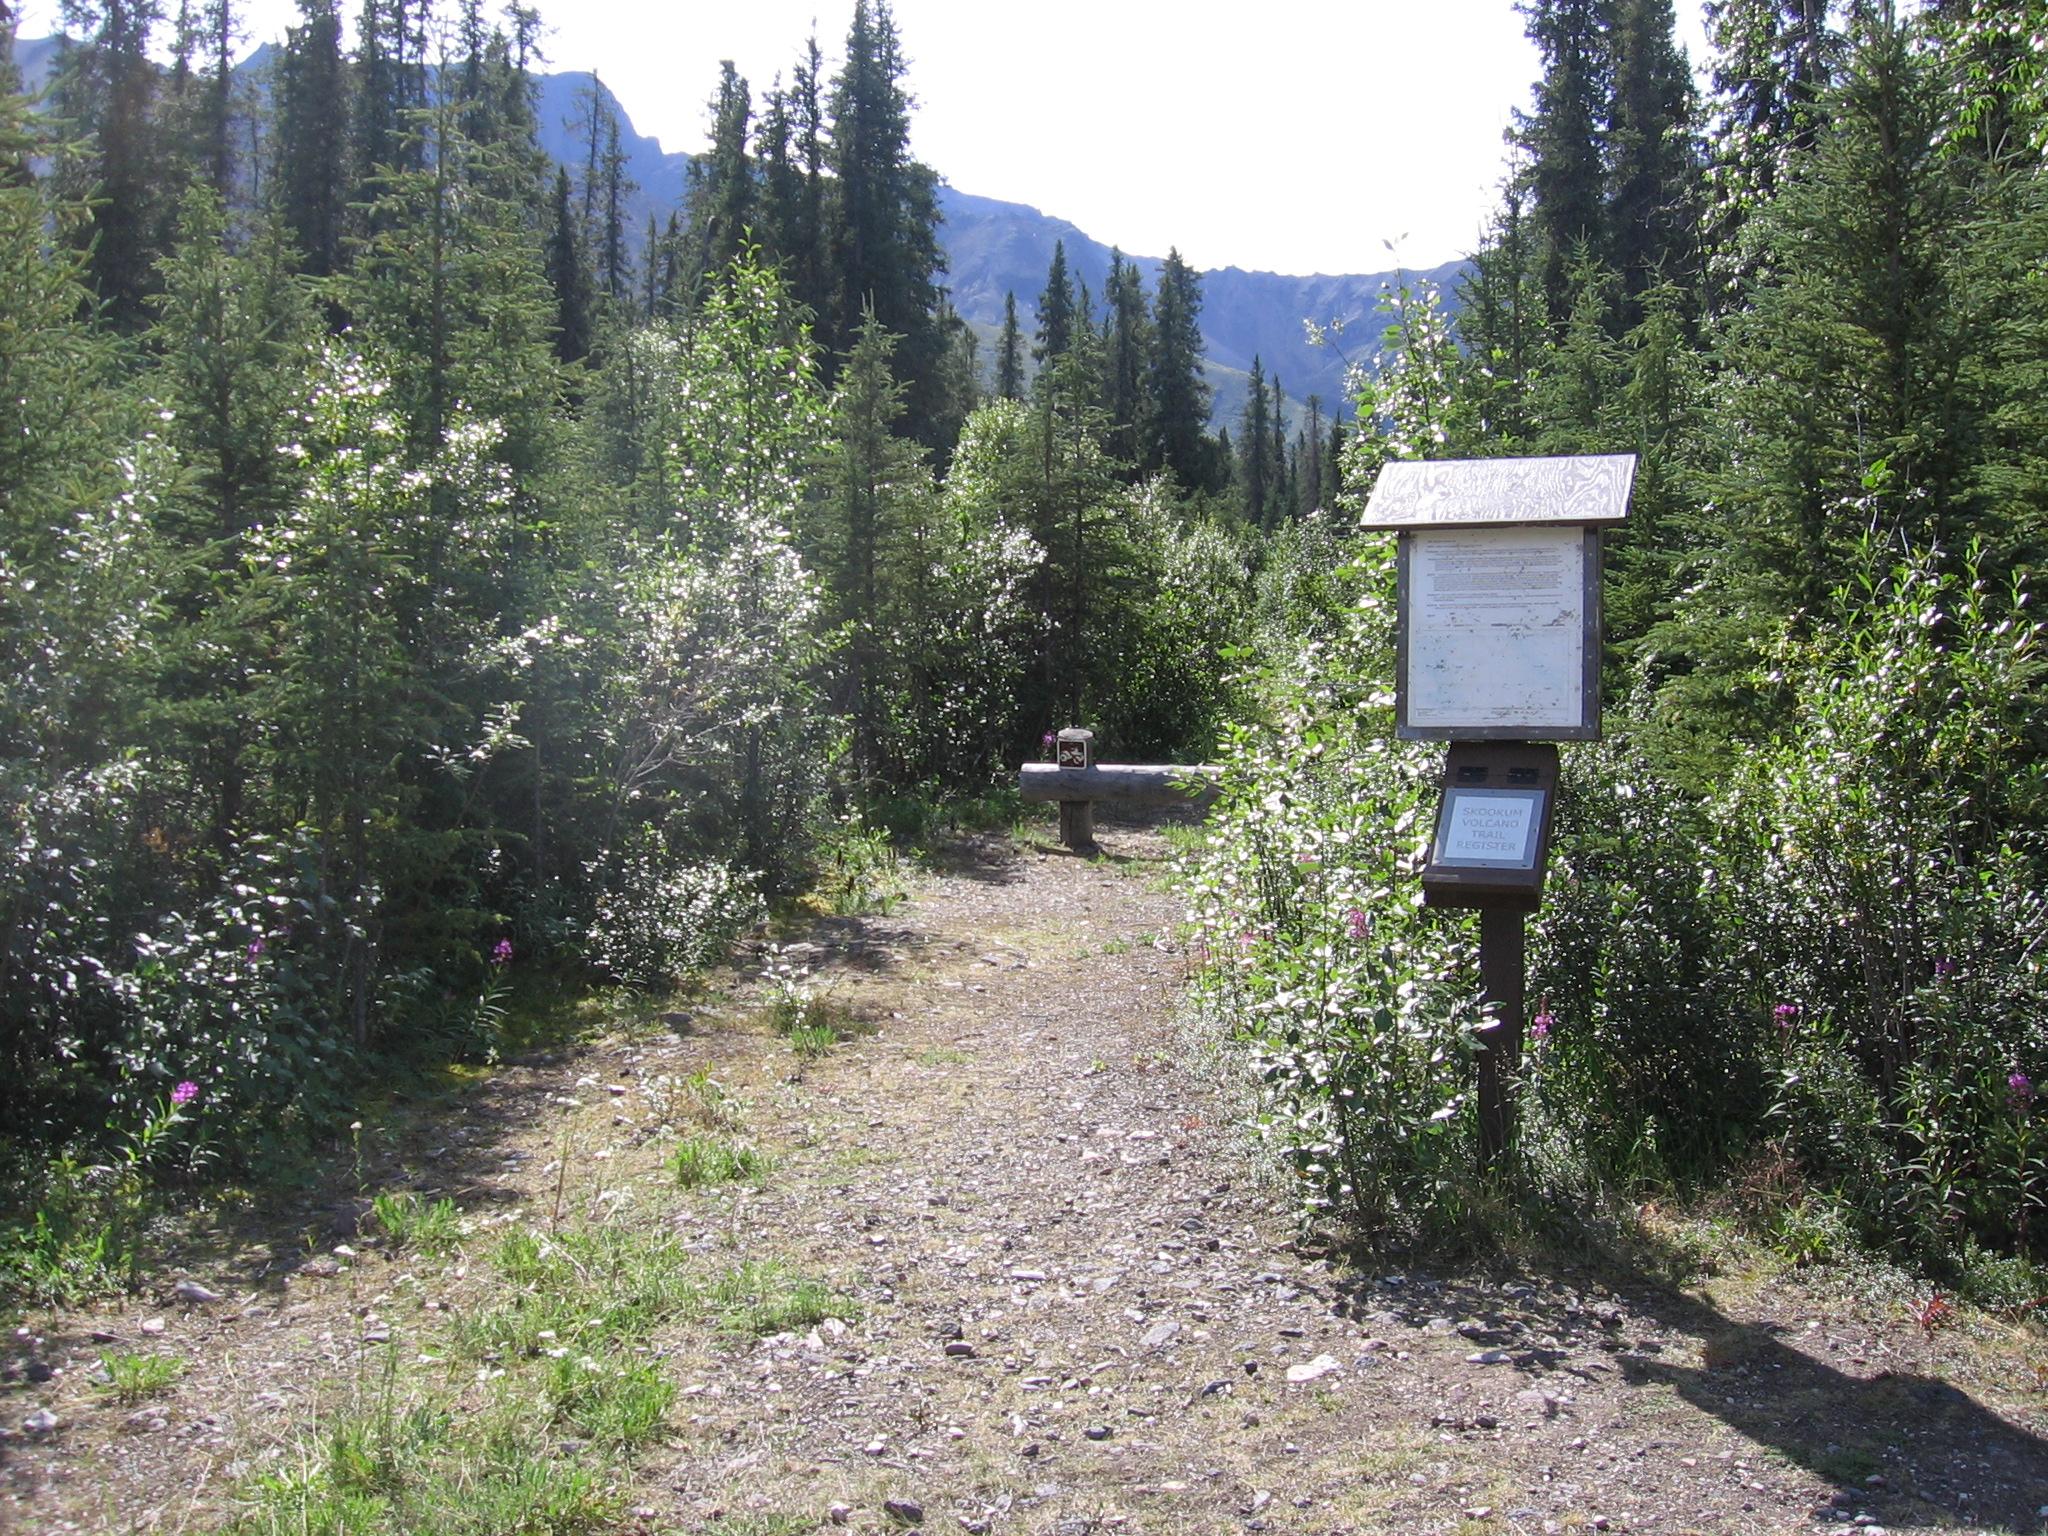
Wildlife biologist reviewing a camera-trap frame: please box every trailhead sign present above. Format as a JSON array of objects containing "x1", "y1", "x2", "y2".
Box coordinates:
[{"x1": 1360, "y1": 452, "x2": 1636, "y2": 1170}]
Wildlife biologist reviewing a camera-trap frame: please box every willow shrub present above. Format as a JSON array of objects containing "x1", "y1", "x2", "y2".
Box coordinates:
[
  {"x1": 1713, "y1": 552, "x2": 2048, "y2": 1264},
  {"x1": 1181, "y1": 539, "x2": 1484, "y2": 1237}
]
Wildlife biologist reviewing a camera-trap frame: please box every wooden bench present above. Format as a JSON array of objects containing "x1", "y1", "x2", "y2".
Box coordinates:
[{"x1": 1017, "y1": 762, "x2": 1222, "y2": 850}]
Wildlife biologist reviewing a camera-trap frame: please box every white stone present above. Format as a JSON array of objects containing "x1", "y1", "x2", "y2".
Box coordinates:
[{"x1": 1285, "y1": 1353, "x2": 1341, "y2": 1384}]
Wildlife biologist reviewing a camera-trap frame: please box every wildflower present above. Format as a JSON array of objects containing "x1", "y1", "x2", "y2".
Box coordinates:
[
  {"x1": 1042, "y1": 731, "x2": 1055, "y2": 748},
  {"x1": 491, "y1": 939, "x2": 514, "y2": 967},
  {"x1": 247, "y1": 936, "x2": 265, "y2": 960},
  {"x1": 1934, "y1": 957, "x2": 1958, "y2": 979},
  {"x1": 170, "y1": 1080, "x2": 200, "y2": 1107},
  {"x1": 1773, "y1": 1002, "x2": 1801, "y2": 1033},
  {"x1": 1344, "y1": 907, "x2": 1369, "y2": 941},
  {"x1": 1531, "y1": 1010, "x2": 1554, "y2": 1045},
  {"x1": 2010, "y1": 1072, "x2": 2035, "y2": 1112}
]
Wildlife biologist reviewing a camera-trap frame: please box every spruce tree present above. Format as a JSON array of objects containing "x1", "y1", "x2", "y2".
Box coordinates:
[
  {"x1": 542, "y1": 163, "x2": 593, "y2": 363},
  {"x1": 598, "y1": 110, "x2": 634, "y2": 304},
  {"x1": 1606, "y1": 0, "x2": 1700, "y2": 322},
  {"x1": 824, "y1": 0, "x2": 946, "y2": 441},
  {"x1": 1700, "y1": 0, "x2": 1836, "y2": 312},
  {"x1": 786, "y1": 34, "x2": 829, "y2": 325},
  {"x1": 1300, "y1": 396, "x2": 1324, "y2": 517},
  {"x1": 811, "y1": 304, "x2": 931, "y2": 784},
  {"x1": 196, "y1": 0, "x2": 234, "y2": 197},
  {"x1": 1458, "y1": 175, "x2": 1545, "y2": 441},
  {"x1": 1518, "y1": 0, "x2": 1612, "y2": 325},
  {"x1": 276, "y1": 0, "x2": 349, "y2": 278},
  {"x1": 996, "y1": 290, "x2": 1024, "y2": 400},
  {"x1": 147, "y1": 189, "x2": 319, "y2": 847},
  {"x1": 54, "y1": 0, "x2": 170, "y2": 330},
  {"x1": 1143, "y1": 248, "x2": 1211, "y2": 489},
  {"x1": 1238, "y1": 356, "x2": 1270, "y2": 526},
  {"x1": 1268, "y1": 373, "x2": 1289, "y2": 527},
  {"x1": 1101, "y1": 250, "x2": 1150, "y2": 470},
  {"x1": 685, "y1": 60, "x2": 753, "y2": 294},
  {"x1": 1669, "y1": 8, "x2": 2022, "y2": 724},
  {"x1": 1034, "y1": 239, "x2": 1075, "y2": 368}
]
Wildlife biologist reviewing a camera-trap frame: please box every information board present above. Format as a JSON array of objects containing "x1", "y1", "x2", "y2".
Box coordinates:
[{"x1": 1396, "y1": 525, "x2": 1600, "y2": 739}]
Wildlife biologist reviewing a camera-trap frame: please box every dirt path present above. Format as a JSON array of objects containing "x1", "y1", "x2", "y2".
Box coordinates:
[{"x1": 7, "y1": 819, "x2": 2048, "y2": 1535}]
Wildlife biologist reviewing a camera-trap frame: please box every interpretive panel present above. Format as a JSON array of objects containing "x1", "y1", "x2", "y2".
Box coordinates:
[
  {"x1": 1432, "y1": 788, "x2": 1545, "y2": 869},
  {"x1": 1397, "y1": 524, "x2": 1597, "y2": 738}
]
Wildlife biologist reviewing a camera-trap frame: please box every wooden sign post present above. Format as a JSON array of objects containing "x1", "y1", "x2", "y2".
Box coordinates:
[{"x1": 1360, "y1": 454, "x2": 1635, "y2": 1172}]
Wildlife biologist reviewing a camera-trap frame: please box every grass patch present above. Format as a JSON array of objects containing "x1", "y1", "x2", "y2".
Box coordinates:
[
  {"x1": 706, "y1": 1258, "x2": 852, "y2": 1337},
  {"x1": 95, "y1": 1349, "x2": 184, "y2": 1401},
  {"x1": 366, "y1": 1192, "x2": 463, "y2": 1256},
  {"x1": 915, "y1": 1046, "x2": 969, "y2": 1066},
  {"x1": 227, "y1": 1220, "x2": 713, "y2": 1535},
  {"x1": 787, "y1": 1022, "x2": 838, "y2": 1059},
  {"x1": 811, "y1": 815, "x2": 912, "y2": 916},
  {"x1": 670, "y1": 1135, "x2": 768, "y2": 1188}
]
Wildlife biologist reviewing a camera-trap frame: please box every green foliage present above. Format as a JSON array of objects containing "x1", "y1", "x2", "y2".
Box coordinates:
[
  {"x1": 1183, "y1": 540, "x2": 1483, "y2": 1235},
  {"x1": 669, "y1": 1135, "x2": 767, "y2": 1188},
  {"x1": 367, "y1": 1192, "x2": 464, "y2": 1256},
  {"x1": 811, "y1": 811, "x2": 909, "y2": 915},
  {"x1": 1716, "y1": 552, "x2": 2048, "y2": 1259},
  {"x1": 1526, "y1": 741, "x2": 1764, "y2": 1188},
  {"x1": 95, "y1": 1349, "x2": 185, "y2": 1401},
  {"x1": 705, "y1": 1258, "x2": 846, "y2": 1337},
  {"x1": 584, "y1": 827, "x2": 763, "y2": 992}
]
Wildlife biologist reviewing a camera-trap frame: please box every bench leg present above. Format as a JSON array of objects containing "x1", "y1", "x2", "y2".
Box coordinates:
[{"x1": 1058, "y1": 799, "x2": 1096, "y2": 851}]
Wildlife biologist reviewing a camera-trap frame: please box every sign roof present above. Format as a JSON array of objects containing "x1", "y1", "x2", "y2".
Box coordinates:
[{"x1": 1360, "y1": 454, "x2": 1636, "y2": 530}]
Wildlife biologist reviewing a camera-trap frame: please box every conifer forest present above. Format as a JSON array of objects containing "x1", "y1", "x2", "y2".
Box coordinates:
[{"x1": 3, "y1": 0, "x2": 2048, "y2": 1321}]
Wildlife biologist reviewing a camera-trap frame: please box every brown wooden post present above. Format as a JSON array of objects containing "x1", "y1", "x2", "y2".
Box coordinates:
[
  {"x1": 1054, "y1": 728, "x2": 1096, "y2": 851},
  {"x1": 1476, "y1": 905, "x2": 1525, "y2": 1171},
  {"x1": 1058, "y1": 798, "x2": 1095, "y2": 850}
]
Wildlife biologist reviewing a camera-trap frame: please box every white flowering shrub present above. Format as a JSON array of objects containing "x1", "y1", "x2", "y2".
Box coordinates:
[
  {"x1": 1182, "y1": 540, "x2": 1481, "y2": 1235},
  {"x1": 585, "y1": 824, "x2": 764, "y2": 990}
]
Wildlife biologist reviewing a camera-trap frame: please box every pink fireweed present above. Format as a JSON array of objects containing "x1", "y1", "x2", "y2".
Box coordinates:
[
  {"x1": 170, "y1": 1080, "x2": 200, "y2": 1107},
  {"x1": 1344, "y1": 907, "x2": 1369, "y2": 941},
  {"x1": 2010, "y1": 1072, "x2": 2036, "y2": 1113},
  {"x1": 491, "y1": 939, "x2": 514, "y2": 967}
]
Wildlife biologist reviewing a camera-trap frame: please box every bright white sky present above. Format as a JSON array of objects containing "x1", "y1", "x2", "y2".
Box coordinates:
[{"x1": 18, "y1": 0, "x2": 1711, "y2": 274}]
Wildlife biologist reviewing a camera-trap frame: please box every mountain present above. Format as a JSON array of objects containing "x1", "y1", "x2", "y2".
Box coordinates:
[
  {"x1": 935, "y1": 184, "x2": 1466, "y2": 430},
  {"x1": 11, "y1": 32, "x2": 60, "y2": 94},
  {"x1": 14, "y1": 38, "x2": 1469, "y2": 430}
]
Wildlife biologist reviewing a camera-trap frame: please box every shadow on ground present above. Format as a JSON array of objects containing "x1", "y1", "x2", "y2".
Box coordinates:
[{"x1": 1327, "y1": 1253, "x2": 2048, "y2": 1530}]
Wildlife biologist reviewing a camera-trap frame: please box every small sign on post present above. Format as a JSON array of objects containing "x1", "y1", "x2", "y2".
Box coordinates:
[
  {"x1": 1054, "y1": 728, "x2": 1095, "y2": 849},
  {"x1": 1361, "y1": 453, "x2": 1635, "y2": 1171}
]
